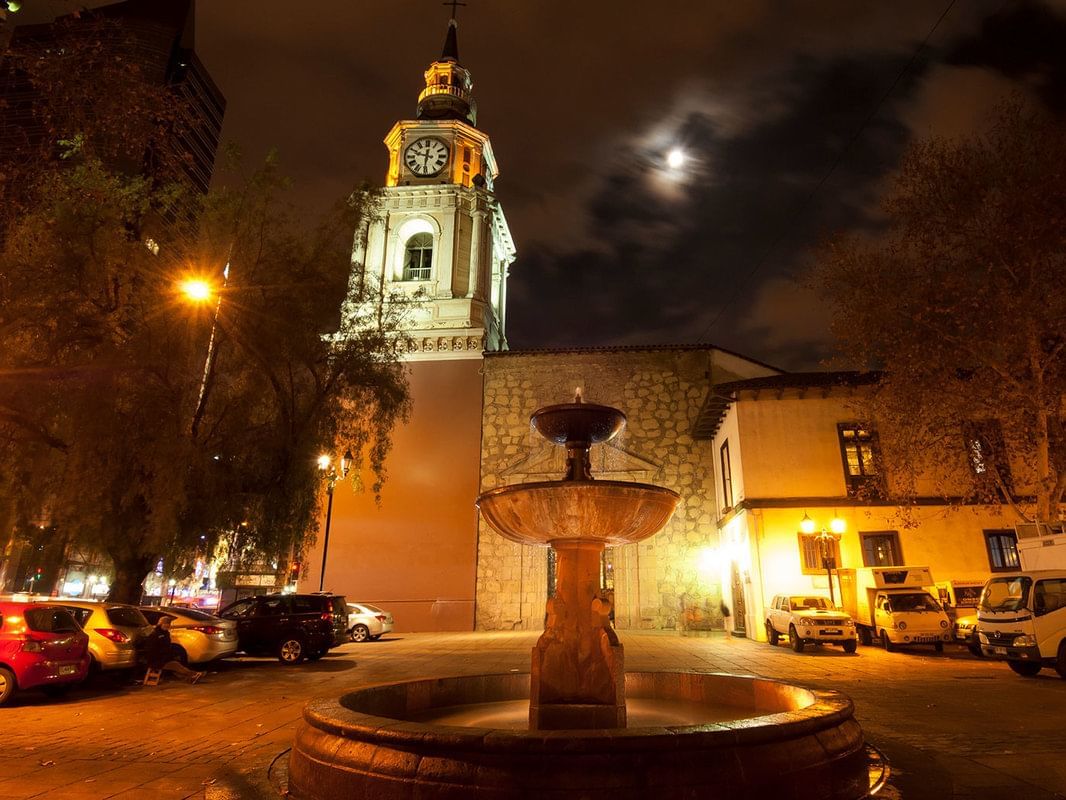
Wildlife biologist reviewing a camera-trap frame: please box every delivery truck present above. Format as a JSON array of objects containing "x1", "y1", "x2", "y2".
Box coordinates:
[{"x1": 845, "y1": 566, "x2": 953, "y2": 651}]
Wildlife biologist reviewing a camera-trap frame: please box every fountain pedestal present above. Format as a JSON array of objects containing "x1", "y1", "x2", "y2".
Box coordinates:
[{"x1": 530, "y1": 539, "x2": 625, "y2": 729}]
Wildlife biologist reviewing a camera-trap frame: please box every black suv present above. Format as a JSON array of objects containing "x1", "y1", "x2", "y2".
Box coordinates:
[{"x1": 219, "y1": 594, "x2": 347, "y2": 664}]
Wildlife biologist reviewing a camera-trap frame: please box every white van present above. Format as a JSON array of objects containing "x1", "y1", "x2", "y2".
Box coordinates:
[{"x1": 977, "y1": 570, "x2": 1066, "y2": 678}]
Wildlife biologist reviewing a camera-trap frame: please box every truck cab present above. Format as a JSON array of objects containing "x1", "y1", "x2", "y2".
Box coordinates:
[{"x1": 977, "y1": 571, "x2": 1066, "y2": 678}]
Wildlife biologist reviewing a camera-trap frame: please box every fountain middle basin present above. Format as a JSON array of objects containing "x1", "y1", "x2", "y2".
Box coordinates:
[{"x1": 288, "y1": 670, "x2": 869, "y2": 799}]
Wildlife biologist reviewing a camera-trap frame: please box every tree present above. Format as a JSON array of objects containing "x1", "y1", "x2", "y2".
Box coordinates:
[
  {"x1": 814, "y1": 101, "x2": 1066, "y2": 527},
  {"x1": 0, "y1": 153, "x2": 410, "y2": 602}
]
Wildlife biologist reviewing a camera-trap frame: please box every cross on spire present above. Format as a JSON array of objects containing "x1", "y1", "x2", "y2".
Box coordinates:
[{"x1": 443, "y1": 0, "x2": 466, "y2": 21}]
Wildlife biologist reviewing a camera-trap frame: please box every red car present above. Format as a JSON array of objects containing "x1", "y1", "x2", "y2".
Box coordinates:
[{"x1": 0, "y1": 601, "x2": 90, "y2": 706}]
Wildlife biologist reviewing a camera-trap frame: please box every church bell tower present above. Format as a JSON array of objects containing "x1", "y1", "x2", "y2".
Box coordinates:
[{"x1": 341, "y1": 16, "x2": 515, "y2": 359}]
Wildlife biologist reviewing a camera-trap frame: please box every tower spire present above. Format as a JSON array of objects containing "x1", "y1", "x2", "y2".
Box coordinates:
[{"x1": 441, "y1": 0, "x2": 465, "y2": 62}]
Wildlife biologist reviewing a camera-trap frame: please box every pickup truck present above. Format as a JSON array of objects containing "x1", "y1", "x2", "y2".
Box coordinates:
[{"x1": 765, "y1": 594, "x2": 858, "y2": 653}]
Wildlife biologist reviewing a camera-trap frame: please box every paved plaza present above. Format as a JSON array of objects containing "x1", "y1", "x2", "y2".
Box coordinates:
[{"x1": 1, "y1": 630, "x2": 1064, "y2": 799}]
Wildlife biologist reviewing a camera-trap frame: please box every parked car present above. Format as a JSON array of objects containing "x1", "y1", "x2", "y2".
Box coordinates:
[
  {"x1": 45, "y1": 600, "x2": 150, "y2": 671},
  {"x1": 765, "y1": 595, "x2": 858, "y2": 653},
  {"x1": 346, "y1": 602, "x2": 394, "y2": 642},
  {"x1": 0, "y1": 602, "x2": 90, "y2": 705},
  {"x1": 219, "y1": 593, "x2": 347, "y2": 664},
  {"x1": 953, "y1": 612, "x2": 982, "y2": 657},
  {"x1": 140, "y1": 607, "x2": 238, "y2": 664}
]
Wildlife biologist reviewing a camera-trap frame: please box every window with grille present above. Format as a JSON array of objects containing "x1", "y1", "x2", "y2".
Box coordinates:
[
  {"x1": 798, "y1": 533, "x2": 840, "y2": 575},
  {"x1": 837, "y1": 423, "x2": 880, "y2": 496},
  {"x1": 402, "y1": 233, "x2": 433, "y2": 281},
  {"x1": 860, "y1": 531, "x2": 902, "y2": 567},
  {"x1": 984, "y1": 529, "x2": 1019, "y2": 572}
]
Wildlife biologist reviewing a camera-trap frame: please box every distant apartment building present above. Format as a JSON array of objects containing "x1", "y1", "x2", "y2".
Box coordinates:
[{"x1": 0, "y1": 0, "x2": 224, "y2": 196}]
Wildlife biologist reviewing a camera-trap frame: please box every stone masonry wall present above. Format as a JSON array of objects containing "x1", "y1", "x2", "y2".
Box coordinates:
[{"x1": 476, "y1": 347, "x2": 740, "y2": 632}]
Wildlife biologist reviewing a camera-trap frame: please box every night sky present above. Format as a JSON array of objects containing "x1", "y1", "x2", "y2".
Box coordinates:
[{"x1": 21, "y1": 1, "x2": 1066, "y2": 368}]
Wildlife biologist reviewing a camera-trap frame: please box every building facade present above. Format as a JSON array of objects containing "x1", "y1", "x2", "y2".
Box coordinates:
[
  {"x1": 474, "y1": 346, "x2": 779, "y2": 632},
  {"x1": 698, "y1": 373, "x2": 1027, "y2": 639}
]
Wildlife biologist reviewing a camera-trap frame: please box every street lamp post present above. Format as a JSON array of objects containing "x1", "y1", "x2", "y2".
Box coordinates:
[
  {"x1": 180, "y1": 261, "x2": 231, "y2": 440},
  {"x1": 317, "y1": 450, "x2": 353, "y2": 593},
  {"x1": 801, "y1": 512, "x2": 846, "y2": 606}
]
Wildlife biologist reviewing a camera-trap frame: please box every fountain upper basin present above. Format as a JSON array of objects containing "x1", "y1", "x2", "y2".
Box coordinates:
[{"x1": 477, "y1": 479, "x2": 681, "y2": 546}]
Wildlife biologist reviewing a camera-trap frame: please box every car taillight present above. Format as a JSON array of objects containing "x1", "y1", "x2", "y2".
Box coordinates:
[
  {"x1": 94, "y1": 628, "x2": 130, "y2": 643},
  {"x1": 321, "y1": 612, "x2": 333, "y2": 621},
  {"x1": 375, "y1": 615, "x2": 387, "y2": 622},
  {"x1": 21, "y1": 638, "x2": 43, "y2": 652},
  {"x1": 191, "y1": 625, "x2": 222, "y2": 635}
]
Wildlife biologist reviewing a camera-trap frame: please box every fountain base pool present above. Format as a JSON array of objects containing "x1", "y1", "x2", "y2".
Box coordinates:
[{"x1": 287, "y1": 671, "x2": 870, "y2": 800}]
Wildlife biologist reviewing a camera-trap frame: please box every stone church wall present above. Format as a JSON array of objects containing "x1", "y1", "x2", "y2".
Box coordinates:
[{"x1": 476, "y1": 347, "x2": 750, "y2": 632}]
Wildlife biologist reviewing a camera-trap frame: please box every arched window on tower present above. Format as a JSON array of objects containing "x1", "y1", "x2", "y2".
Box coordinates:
[{"x1": 402, "y1": 232, "x2": 433, "y2": 281}]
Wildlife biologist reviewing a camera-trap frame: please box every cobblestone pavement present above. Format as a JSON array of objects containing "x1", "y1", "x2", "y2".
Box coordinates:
[{"x1": 1, "y1": 630, "x2": 1064, "y2": 799}]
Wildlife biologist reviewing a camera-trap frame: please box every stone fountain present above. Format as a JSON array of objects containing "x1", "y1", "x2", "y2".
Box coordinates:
[{"x1": 286, "y1": 395, "x2": 874, "y2": 799}]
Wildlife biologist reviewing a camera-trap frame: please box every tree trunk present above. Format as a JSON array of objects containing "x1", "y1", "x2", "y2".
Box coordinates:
[{"x1": 107, "y1": 554, "x2": 154, "y2": 604}]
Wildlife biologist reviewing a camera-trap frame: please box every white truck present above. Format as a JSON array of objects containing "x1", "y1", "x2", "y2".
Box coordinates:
[
  {"x1": 846, "y1": 566, "x2": 953, "y2": 652},
  {"x1": 976, "y1": 526, "x2": 1066, "y2": 677}
]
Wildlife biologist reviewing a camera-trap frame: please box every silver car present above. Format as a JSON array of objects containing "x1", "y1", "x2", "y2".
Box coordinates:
[
  {"x1": 346, "y1": 603, "x2": 394, "y2": 642},
  {"x1": 140, "y1": 607, "x2": 238, "y2": 664}
]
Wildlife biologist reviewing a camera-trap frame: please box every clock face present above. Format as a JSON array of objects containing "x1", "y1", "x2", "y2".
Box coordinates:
[{"x1": 404, "y1": 137, "x2": 449, "y2": 176}]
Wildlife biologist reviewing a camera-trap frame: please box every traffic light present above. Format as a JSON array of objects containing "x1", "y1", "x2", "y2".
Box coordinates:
[
  {"x1": 33, "y1": 567, "x2": 42, "y2": 582},
  {"x1": 289, "y1": 561, "x2": 301, "y2": 582}
]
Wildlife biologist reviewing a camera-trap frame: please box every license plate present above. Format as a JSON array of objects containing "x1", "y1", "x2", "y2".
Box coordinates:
[
  {"x1": 993, "y1": 646, "x2": 1007, "y2": 655},
  {"x1": 58, "y1": 665, "x2": 77, "y2": 675},
  {"x1": 822, "y1": 630, "x2": 841, "y2": 635}
]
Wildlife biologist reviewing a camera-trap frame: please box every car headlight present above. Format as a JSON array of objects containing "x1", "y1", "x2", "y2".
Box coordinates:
[
  {"x1": 978, "y1": 632, "x2": 989, "y2": 644},
  {"x1": 844, "y1": 619, "x2": 855, "y2": 627},
  {"x1": 798, "y1": 617, "x2": 814, "y2": 625},
  {"x1": 1012, "y1": 634, "x2": 1037, "y2": 647},
  {"x1": 940, "y1": 620, "x2": 949, "y2": 629},
  {"x1": 896, "y1": 621, "x2": 907, "y2": 631}
]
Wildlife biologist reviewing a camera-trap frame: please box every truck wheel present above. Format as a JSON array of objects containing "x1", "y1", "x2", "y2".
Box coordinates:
[
  {"x1": 789, "y1": 626, "x2": 805, "y2": 653},
  {"x1": 880, "y1": 630, "x2": 897, "y2": 653},
  {"x1": 934, "y1": 641, "x2": 944, "y2": 653},
  {"x1": 765, "y1": 622, "x2": 779, "y2": 646},
  {"x1": 858, "y1": 627, "x2": 872, "y2": 646},
  {"x1": 843, "y1": 639, "x2": 858, "y2": 654},
  {"x1": 1055, "y1": 641, "x2": 1066, "y2": 679},
  {"x1": 1008, "y1": 660, "x2": 1041, "y2": 677}
]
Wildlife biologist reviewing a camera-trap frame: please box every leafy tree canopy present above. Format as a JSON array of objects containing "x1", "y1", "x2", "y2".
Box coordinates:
[{"x1": 814, "y1": 101, "x2": 1066, "y2": 526}]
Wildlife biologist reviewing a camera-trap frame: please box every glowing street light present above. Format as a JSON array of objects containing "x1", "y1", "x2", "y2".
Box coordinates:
[
  {"x1": 180, "y1": 278, "x2": 212, "y2": 303},
  {"x1": 800, "y1": 512, "x2": 846, "y2": 605}
]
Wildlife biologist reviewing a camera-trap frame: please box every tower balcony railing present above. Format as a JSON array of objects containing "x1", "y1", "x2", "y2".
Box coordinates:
[{"x1": 418, "y1": 84, "x2": 471, "y2": 103}]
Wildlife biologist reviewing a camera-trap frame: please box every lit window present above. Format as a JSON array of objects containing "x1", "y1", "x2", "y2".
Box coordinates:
[
  {"x1": 964, "y1": 422, "x2": 1013, "y2": 497},
  {"x1": 984, "y1": 530, "x2": 1019, "y2": 572},
  {"x1": 402, "y1": 233, "x2": 433, "y2": 281},
  {"x1": 860, "y1": 531, "x2": 902, "y2": 567},
  {"x1": 837, "y1": 423, "x2": 880, "y2": 496}
]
